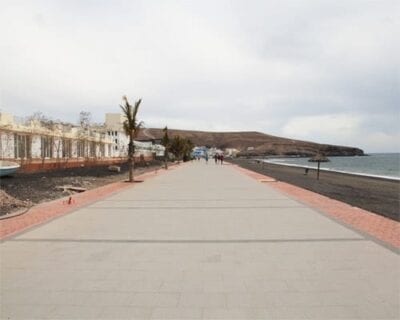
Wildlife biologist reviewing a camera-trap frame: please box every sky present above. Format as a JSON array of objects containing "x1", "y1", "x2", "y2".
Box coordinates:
[{"x1": 0, "y1": 0, "x2": 399, "y2": 153}]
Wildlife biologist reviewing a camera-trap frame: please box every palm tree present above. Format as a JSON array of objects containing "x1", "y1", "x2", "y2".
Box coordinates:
[
  {"x1": 120, "y1": 96, "x2": 143, "y2": 182},
  {"x1": 161, "y1": 126, "x2": 170, "y2": 169}
]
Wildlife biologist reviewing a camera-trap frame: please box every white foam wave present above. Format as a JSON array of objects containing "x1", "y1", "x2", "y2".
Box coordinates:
[{"x1": 262, "y1": 159, "x2": 400, "y2": 181}]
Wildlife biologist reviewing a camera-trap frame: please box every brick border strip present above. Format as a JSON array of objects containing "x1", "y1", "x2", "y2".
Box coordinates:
[
  {"x1": 230, "y1": 164, "x2": 400, "y2": 249},
  {"x1": 0, "y1": 164, "x2": 183, "y2": 240}
]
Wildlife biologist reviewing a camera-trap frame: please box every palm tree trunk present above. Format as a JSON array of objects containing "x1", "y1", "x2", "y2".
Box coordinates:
[
  {"x1": 128, "y1": 140, "x2": 134, "y2": 182},
  {"x1": 129, "y1": 157, "x2": 133, "y2": 181},
  {"x1": 164, "y1": 148, "x2": 168, "y2": 169}
]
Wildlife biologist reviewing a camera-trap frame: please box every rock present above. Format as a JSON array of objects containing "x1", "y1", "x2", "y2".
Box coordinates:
[
  {"x1": 55, "y1": 185, "x2": 86, "y2": 192},
  {"x1": 55, "y1": 185, "x2": 72, "y2": 191},
  {"x1": 0, "y1": 190, "x2": 31, "y2": 208},
  {"x1": 68, "y1": 186, "x2": 86, "y2": 192},
  {"x1": 108, "y1": 165, "x2": 121, "y2": 173}
]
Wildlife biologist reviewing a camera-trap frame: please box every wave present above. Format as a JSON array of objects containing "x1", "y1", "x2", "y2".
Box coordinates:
[{"x1": 262, "y1": 159, "x2": 400, "y2": 181}]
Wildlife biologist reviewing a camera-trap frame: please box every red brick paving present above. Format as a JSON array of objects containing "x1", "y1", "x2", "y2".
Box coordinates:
[
  {"x1": 0, "y1": 165, "x2": 180, "y2": 240},
  {"x1": 232, "y1": 164, "x2": 400, "y2": 249}
]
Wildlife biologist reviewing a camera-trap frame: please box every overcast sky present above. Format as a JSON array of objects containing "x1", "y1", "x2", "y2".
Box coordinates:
[{"x1": 0, "y1": 0, "x2": 399, "y2": 152}]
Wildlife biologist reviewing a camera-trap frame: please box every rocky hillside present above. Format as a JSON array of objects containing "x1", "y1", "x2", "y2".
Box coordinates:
[{"x1": 139, "y1": 129, "x2": 364, "y2": 157}]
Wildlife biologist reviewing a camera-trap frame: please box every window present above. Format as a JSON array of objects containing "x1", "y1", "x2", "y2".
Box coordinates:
[
  {"x1": 14, "y1": 134, "x2": 31, "y2": 159},
  {"x1": 90, "y1": 141, "x2": 96, "y2": 157},
  {"x1": 99, "y1": 143, "x2": 105, "y2": 157},
  {"x1": 62, "y1": 139, "x2": 72, "y2": 158},
  {"x1": 41, "y1": 136, "x2": 53, "y2": 158},
  {"x1": 77, "y1": 140, "x2": 86, "y2": 157}
]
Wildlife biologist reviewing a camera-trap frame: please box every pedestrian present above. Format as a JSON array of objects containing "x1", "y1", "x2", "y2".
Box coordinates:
[
  {"x1": 214, "y1": 154, "x2": 218, "y2": 164},
  {"x1": 205, "y1": 154, "x2": 209, "y2": 164},
  {"x1": 220, "y1": 154, "x2": 224, "y2": 165}
]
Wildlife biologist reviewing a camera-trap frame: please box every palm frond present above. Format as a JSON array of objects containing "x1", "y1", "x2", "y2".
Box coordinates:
[
  {"x1": 132, "y1": 99, "x2": 142, "y2": 119},
  {"x1": 122, "y1": 121, "x2": 130, "y2": 136}
]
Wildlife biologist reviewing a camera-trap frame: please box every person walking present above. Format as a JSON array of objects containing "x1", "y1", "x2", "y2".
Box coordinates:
[
  {"x1": 220, "y1": 154, "x2": 224, "y2": 165},
  {"x1": 205, "y1": 153, "x2": 209, "y2": 164},
  {"x1": 214, "y1": 154, "x2": 218, "y2": 164}
]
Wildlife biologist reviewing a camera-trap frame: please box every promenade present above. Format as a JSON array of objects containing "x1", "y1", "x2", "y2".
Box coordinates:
[{"x1": 1, "y1": 161, "x2": 399, "y2": 319}]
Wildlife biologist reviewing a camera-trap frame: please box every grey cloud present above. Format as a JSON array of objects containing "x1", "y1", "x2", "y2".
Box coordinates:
[{"x1": 0, "y1": 0, "x2": 398, "y2": 152}]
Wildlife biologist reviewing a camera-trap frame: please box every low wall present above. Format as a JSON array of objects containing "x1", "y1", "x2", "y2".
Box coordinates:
[{"x1": 3, "y1": 156, "x2": 154, "y2": 173}]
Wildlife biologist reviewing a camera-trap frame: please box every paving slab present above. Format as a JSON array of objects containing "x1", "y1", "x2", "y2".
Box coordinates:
[{"x1": 1, "y1": 161, "x2": 399, "y2": 319}]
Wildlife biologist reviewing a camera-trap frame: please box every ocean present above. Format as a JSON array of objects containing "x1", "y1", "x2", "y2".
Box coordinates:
[{"x1": 263, "y1": 153, "x2": 400, "y2": 180}]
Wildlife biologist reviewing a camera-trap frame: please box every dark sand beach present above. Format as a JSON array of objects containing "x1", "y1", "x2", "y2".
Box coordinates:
[
  {"x1": 231, "y1": 159, "x2": 400, "y2": 221},
  {"x1": 0, "y1": 160, "x2": 164, "y2": 217}
]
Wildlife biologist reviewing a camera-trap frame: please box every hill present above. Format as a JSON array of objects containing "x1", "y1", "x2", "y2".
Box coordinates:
[{"x1": 139, "y1": 128, "x2": 364, "y2": 157}]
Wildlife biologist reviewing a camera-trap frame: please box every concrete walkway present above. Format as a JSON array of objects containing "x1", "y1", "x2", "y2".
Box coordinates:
[{"x1": 1, "y1": 162, "x2": 399, "y2": 319}]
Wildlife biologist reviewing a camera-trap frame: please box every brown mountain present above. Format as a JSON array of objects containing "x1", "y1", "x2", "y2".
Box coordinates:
[{"x1": 139, "y1": 128, "x2": 364, "y2": 157}]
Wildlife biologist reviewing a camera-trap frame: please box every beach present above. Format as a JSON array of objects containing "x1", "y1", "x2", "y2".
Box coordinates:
[{"x1": 231, "y1": 159, "x2": 400, "y2": 221}]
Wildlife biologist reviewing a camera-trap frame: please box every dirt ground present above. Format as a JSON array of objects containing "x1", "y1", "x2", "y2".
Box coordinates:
[
  {"x1": 0, "y1": 160, "x2": 165, "y2": 216},
  {"x1": 231, "y1": 159, "x2": 400, "y2": 222}
]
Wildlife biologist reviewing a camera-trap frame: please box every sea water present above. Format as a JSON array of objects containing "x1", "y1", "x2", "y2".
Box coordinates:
[{"x1": 263, "y1": 153, "x2": 400, "y2": 180}]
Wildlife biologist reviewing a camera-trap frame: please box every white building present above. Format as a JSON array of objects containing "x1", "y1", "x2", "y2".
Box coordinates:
[
  {"x1": 207, "y1": 147, "x2": 224, "y2": 158},
  {"x1": 0, "y1": 113, "x2": 114, "y2": 161},
  {"x1": 0, "y1": 112, "x2": 164, "y2": 172},
  {"x1": 105, "y1": 113, "x2": 165, "y2": 158},
  {"x1": 104, "y1": 113, "x2": 128, "y2": 157},
  {"x1": 225, "y1": 148, "x2": 239, "y2": 157}
]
